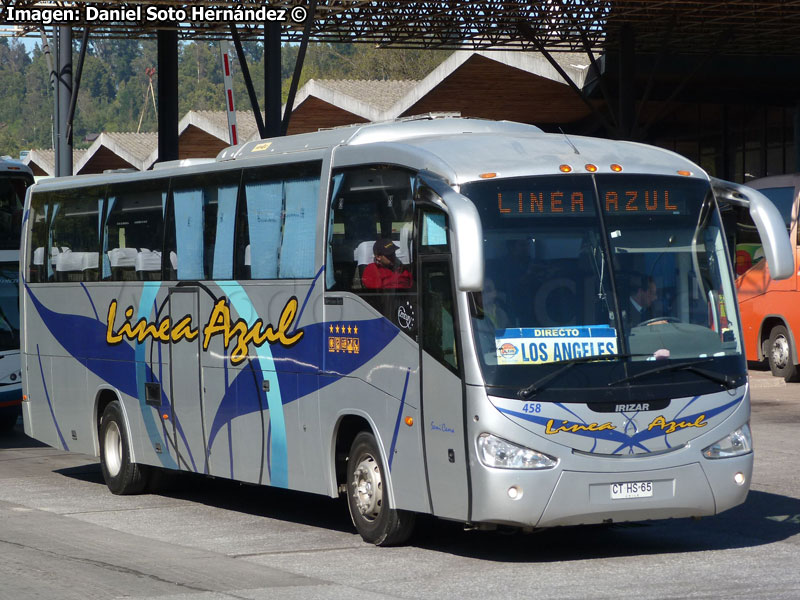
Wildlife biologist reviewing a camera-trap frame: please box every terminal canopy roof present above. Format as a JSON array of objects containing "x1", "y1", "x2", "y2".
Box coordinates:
[{"x1": 6, "y1": 0, "x2": 800, "y2": 56}]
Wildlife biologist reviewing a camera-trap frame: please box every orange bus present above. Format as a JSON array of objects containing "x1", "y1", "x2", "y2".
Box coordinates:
[{"x1": 731, "y1": 175, "x2": 800, "y2": 382}]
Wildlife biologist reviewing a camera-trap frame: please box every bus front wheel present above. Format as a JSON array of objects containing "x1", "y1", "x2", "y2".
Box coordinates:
[
  {"x1": 99, "y1": 401, "x2": 149, "y2": 494},
  {"x1": 346, "y1": 431, "x2": 415, "y2": 546},
  {"x1": 767, "y1": 325, "x2": 800, "y2": 382}
]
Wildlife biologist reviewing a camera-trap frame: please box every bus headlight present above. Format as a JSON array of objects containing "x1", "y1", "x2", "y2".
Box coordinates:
[
  {"x1": 477, "y1": 433, "x2": 558, "y2": 469},
  {"x1": 702, "y1": 423, "x2": 752, "y2": 459}
]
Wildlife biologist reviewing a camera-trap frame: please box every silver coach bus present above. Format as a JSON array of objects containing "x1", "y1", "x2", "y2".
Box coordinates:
[
  {"x1": 20, "y1": 117, "x2": 793, "y2": 545},
  {"x1": 0, "y1": 157, "x2": 33, "y2": 432}
]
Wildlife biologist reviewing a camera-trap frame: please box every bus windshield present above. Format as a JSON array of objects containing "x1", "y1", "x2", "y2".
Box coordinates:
[{"x1": 462, "y1": 174, "x2": 744, "y2": 399}]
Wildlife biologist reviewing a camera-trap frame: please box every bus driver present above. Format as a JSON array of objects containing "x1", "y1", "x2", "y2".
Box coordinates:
[{"x1": 362, "y1": 238, "x2": 412, "y2": 289}]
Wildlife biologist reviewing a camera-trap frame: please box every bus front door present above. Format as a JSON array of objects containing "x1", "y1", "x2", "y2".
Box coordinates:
[
  {"x1": 419, "y1": 257, "x2": 469, "y2": 520},
  {"x1": 168, "y1": 286, "x2": 209, "y2": 474}
]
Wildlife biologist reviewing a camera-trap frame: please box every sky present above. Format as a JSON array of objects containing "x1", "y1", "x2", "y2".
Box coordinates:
[{"x1": 0, "y1": 28, "x2": 45, "y2": 54}]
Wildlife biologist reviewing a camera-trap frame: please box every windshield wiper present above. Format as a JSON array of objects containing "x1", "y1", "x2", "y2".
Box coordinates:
[
  {"x1": 607, "y1": 358, "x2": 739, "y2": 389},
  {"x1": 517, "y1": 353, "x2": 635, "y2": 399}
]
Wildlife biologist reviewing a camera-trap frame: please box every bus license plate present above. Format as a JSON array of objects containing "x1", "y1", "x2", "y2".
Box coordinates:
[{"x1": 610, "y1": 481, "x2": 653, "y2": 499}]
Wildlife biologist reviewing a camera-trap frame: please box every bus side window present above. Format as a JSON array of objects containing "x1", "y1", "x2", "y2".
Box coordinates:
[
  {"x1": 165, "y1": 171, "x2": 240, "y2": 281},
  {"x1": 47, "y1": 186, "x2": 105, "y2": 283},
  {"x1": 327, "y1": 166, "x2": 416, "y2": 327},
  {"x1": 236, "y1": 162, "x2": 322, "y2": 280},
  {"x1": 104, "y1": 179, "x2": 167, "y2": 281},
  {"x1": 418, "y1": 209, "x2": 458, "y2": 371},
  {"x1": 28, "y1": 193, "x2": 51, "y2": 283},
  {"x1": 327, "y1": 166, "x2": 415, "y2": 290}
]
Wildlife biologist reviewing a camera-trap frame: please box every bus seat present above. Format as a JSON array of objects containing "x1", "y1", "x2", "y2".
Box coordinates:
[
  {"x1": 54, "y1": 249, "x2": 78, "y2": 275},
  {"x1": 397, "y1": 222, "x2": 412, "y2": 265},
  {"x1": 354, "y1": 240, "x2": 375, "y2": 289},
  {"x1": 80, "y1": 252, "x2": 99, "y2": 270},
  {"x1": 81, "y1": 252, "x2": 99, "y2": 281},
  {"x1": 354, "y1": 240, "x2": 374, "y2": 266},
  {"x1": 108, "y1": 247, "x2": 137, "y2": 268},
  {"x1": 135, "y1": 249, "x2": 161, "y2": 280},
  {"x1": 33, "y1": 247, "x2": 45, "y2": 266},
  {"x1": 55, "y1": 250, "x2": 93, "y2": 281}
]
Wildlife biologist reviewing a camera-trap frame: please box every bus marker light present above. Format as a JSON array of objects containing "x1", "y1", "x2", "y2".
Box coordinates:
[
  {"x1": 479, "y1": 172, "x2": 497, "y2": 179},
  {"x1": 559, "y1": 164, "x2": 572, "y2": 173},
  {"x1": 585, "y1": 164, "x2": 597, "y2": 172},
  {"x1": 405, "y1": 416, "x2": 414, "y2": 426},
  {"x1": 610, "y1": 163, "x2": 623, "y2": 172},
  {"x1": 162, "y1": 414, "x2": 169, "y2": 420},
  {"x1": 734, "y1": 472, "x2": 746, "y2": 486},
  {"x1": 508, "y1": 486, "x2": 523, "y2": 500},
  {"x1": 677, "y1": 170, "x2": 692, "y2": 177}
]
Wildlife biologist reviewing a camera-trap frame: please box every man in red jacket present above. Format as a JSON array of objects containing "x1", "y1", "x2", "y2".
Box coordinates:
[{"x1": 362, "y1": 238, "x2": 412, "y2": 289}]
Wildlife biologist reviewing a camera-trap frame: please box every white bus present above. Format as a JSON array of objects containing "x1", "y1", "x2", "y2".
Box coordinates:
[
  {"x1": 0, "y1": 158, "x2": 33, "y2": 432},
  {"x1": 20, "y1": 117, "x2": 793, "y2": 545}
]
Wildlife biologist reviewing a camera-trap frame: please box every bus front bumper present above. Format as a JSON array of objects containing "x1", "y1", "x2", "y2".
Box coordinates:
[{"x1": 469, "y1": 453, "x2": 752, "y2": 528}]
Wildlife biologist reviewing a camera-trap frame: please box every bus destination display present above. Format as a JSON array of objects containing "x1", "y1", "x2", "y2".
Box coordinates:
[{"x1": 497, "y1": 186, "x2": 686, "y2": 217}]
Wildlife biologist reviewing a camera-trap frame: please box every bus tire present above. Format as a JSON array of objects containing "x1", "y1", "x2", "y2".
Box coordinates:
[
  {"x1": 346, "y1": 431, "x2": 415, "y2": 546},
  {"x1": 767, "y1": 325, "x2": 800, "y2": 382},
  {"x1": 99, "y1": 401, "x2": 149, "y2": 495}
]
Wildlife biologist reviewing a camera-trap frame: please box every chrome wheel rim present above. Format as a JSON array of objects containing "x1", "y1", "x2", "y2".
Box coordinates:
[
  {"x1": 772, "y1": 335, "x2": 790, "y2": 370},
  {"x1": 351, "y1": 453, "x2": 382, "y2": 522},
  {"x1": 104, "y1": 421, "x2": 123, "y2": 477}
]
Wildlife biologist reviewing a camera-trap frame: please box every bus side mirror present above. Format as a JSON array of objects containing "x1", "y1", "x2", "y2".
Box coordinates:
[
  {"x1": 447, "y1": 192, "x2": 484, "y2": 291},
  {"x1": 711, "y1": 178, "x2": 794, "y2": 280},
  {"x1": 417, "y1": 172, "x2": 484, "y2": 291}
]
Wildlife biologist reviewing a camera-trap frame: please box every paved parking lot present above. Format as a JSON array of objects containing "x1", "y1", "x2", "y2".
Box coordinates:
[{"x1": 1, "y1": 370, "x2": 799, "y2": 600}]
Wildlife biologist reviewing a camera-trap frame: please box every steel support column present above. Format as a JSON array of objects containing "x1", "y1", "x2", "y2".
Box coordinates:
[
  {"x1": 230, "y1": 25, "x2": 266, "y2": 139},
  {"x1": 157, "y1": 29, "x2": 179, "y2": 163},
  {"x1": 66, "y1": 28, "x2": 90, "y2": 149},
  {"x1": 282, "y1": 0, "x2": 316, "y2": 135},
  {"x1": 56, "y1": 26, "x2": 73, "y2": 177},
  {"x1": 264, "y1": 21, "x2": 282, "y2": 137}
]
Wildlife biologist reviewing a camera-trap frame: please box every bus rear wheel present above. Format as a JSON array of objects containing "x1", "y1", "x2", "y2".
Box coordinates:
[
  {"x1": 767, "y1": 325, "x2": 800, "y2": 382},
  {"x1": 99, "y1": 401, "x2": 149, "y2": 494},
  {"x1": 346, "y1": 431, "x2": 415, "y2": 546}
]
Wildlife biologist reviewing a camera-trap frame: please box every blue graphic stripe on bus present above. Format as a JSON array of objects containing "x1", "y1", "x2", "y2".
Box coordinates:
[
  {"x1": 266, "y1": 418, "x2": 272, "y2": 481},
  {"x1": 500, "y1": 395, "x2": 743, "y2": 454},
  {"x1": 205, "y1": 317, "x2": 401, "y2": 464},
  {"x1": 389, "y1": 369, "x2": 411, "y2": 471},
  {"x1": 135, "y1": 284, "x2": 181, "y2": 470},
  {"x1": 499, "y1": 407, "x2": 650, "y2": 451},
  {"x1": 26, "y1": 284, "x2": 184, "y2": 467},
  {"x1": 672, "y1": 394, "x2": 702, "y2": 420},
  {"x1": 27, "y1": 282, "x2": 402, "y2": 481},
  {"x1": 553, "y1": 402, "x2": 599, "y2": 453},
  {"x1": 80, "y1": 282, "x2": 99, "y2": 320},
  {"x1": 27, "y1": 283, "x2": 138, "y2": 395},
  {"x1": 293, "y1": 265, "x2": 324, "y2": 335},
  {"x1": 36, "y1": 345, "x2": 68, "y2": 451},
  {"x1": 216, "y1": 281, "x2": 288, "y2": 488}
]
